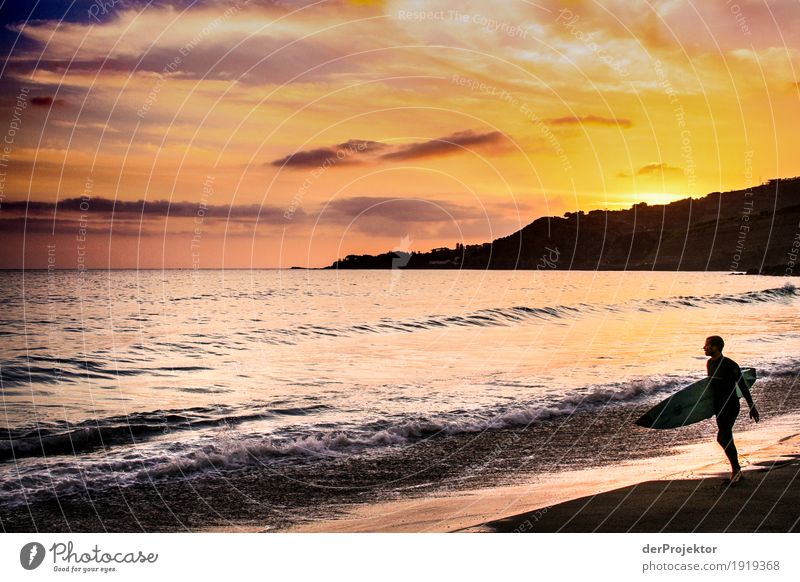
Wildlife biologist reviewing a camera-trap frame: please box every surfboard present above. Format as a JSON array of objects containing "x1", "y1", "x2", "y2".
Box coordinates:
[{"x1": 635, "y1": 367, "x2": 756, "y2": 429}]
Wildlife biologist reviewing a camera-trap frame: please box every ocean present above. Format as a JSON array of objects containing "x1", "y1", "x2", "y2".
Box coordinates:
[{"x1": 2, "y1": 270, "x2": 799, "y2": 530}]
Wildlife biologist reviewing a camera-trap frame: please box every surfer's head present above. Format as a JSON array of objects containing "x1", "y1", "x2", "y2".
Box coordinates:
[{"x1": 704, "y1": 335, "x2": 724, "y2": 358}]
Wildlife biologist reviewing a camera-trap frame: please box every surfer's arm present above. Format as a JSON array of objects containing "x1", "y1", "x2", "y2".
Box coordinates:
[
  {"x1": 736, "y1": 374, "x2": 759, "y2": 422},
  {"x1": 737, "y1": 375, "x2": 754, "y2": 406}
]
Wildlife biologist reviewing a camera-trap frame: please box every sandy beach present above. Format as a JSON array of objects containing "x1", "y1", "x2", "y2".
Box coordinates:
[{"x1": 288, "y1": 411, "x2": 800, "y2": 533}]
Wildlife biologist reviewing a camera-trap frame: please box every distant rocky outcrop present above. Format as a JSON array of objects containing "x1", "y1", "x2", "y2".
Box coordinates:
[{"x1": 327, "y1": 177, "x2": 800, "y2": 273}]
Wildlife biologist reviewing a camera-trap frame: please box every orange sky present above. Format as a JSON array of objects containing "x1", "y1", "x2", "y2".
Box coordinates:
[{"x1": 0, "y1": 0, "x2": 798, "y2": 268}]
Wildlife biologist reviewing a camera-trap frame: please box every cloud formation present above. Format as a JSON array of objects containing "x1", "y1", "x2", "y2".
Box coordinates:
[
  {"x1": 269, "y1": 140, "x2": 389, "y2": 168},
  {"x1": 270, "y1": 130, "x2": 506, "y2": 169},
  {"x1": 380, "y1": 130, "x2": 506, "y2": 161},
  {"x1": 317, "y1": 195, "x2": 494, "y2": 237},
  {"x1": 0, "y1": 194, "x2": 506, "y2": 240},
  {"x1": 30, "y1": 96, "x2": 68, "y2": 107},
  {"x1": 321, "y1": 196, "x2": 484, "y2": 222},
  {"x1": 543, "y1": 115, "x2": 633, "y2": 128},
  {"x1": 636, "y1": 162, "x2": 683, "y2": 176},
  {"x1": 0, "y1": 197, "x2": 304, "y2": 233}
]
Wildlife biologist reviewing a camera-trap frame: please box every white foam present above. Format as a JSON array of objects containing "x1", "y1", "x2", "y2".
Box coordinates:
[{"x1": 0, "y1": 370, "x2": 773, "y2": 508}]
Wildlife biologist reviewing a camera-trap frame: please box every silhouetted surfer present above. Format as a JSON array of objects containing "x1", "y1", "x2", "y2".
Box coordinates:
[{"x1": 704, "y1": 335, "x2": 759, "y2": 484}]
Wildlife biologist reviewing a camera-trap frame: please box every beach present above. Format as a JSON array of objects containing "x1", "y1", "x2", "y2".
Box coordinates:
[{"x1": 290, "y1": 408, "x2": 800, "y2": 533}]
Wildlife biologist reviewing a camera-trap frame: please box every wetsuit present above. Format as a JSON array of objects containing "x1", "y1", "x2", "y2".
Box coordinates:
[{"x1": 707, "y1": 356, "x2": 746, "y2": 470}]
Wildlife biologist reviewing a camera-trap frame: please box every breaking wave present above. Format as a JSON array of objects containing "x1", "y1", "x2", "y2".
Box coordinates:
[{"x1": 0, "y1": 374, "x2": 684, "y2": 507}]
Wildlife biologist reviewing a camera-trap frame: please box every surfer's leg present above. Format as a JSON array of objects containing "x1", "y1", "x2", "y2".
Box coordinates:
[{"x1": 715, "y1": 406, "x2": 740, "y2": 472}]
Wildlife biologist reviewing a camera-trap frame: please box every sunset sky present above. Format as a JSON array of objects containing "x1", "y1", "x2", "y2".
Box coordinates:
[{"x1": 0, "y1": 0, "x2": 798, "y2": 268}]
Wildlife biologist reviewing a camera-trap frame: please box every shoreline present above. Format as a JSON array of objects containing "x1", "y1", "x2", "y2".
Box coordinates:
[
  {"x1": 284, "y1": 411, "x2": 800, "y2": 533},
  {"x1": 3, "y1": 375, "x2": 798, "y2": 533}
]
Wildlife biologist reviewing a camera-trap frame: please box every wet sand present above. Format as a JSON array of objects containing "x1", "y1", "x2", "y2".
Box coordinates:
[
  {"x1": 483, "y1": 456, "x2": 800, "y2": 532},
  {"x1": 289, "y1": 412, "x2": 800, "y2": 533}
]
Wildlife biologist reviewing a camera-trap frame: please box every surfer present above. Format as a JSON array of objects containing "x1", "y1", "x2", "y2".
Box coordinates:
[{"x1": 703, "y1": 336, "x2": 759, "y2": 484}]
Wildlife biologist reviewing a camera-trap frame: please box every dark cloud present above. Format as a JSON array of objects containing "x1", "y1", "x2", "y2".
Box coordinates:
[
  {"x1": 636, "y1": 162, "x2": 683, "y2": 176},
  {"x1": 315, "y1": 196, "x2": 494, "y2": 237},
  {"x1": 0, "y1": 216, "x2": 157, "y2": 237},
  {"x1": 30, "y1": 96, "x2": 68, "y2": 107},
  {"x1": 0, "y1": 194, "x2": 510, "y2": 240},
  {"x1": 380, "y1": 130, "x2": 506, "y2": 161},
  {"x1": 0, "y1": 0, "x2": 280, "y2": 29},
  {"x1": 269, "y1": 140, "x2": 388, "y2": 168},
  {"x1": 0, "y1": 197, "x2": 307, "y2": 231},
  {"x1": 544, "y1": 115, "x2": 633, "y2": 128},
  {"x1": 9, "y1": 20, "x2": 361, "y2": 87},
  {"x1": 320, "y1": 196, "x2": 484, "y2": 223},
  {"x1": 0, "y1": 198, "x2": 318, "y2": 238},
  {"x1": 7, "y1": 57, "x2": 141, "y2": 77},
  {"x1": 271, "y1": 148, "x2": 344, "y2": 169},
  {"x1": 271, "y1": 130, "x2": 506, "y2": 169}
]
